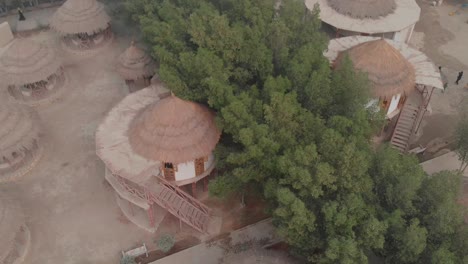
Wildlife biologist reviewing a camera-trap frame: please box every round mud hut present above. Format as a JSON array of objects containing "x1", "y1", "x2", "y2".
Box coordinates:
[
  {"x1": 305, "y1": 0, "x2": 420, "y2": 43},
  {"x1": 0, "y1": 101, "x2": 42, "y2": 182},
  {"x1": 0, "y1": 196, "x2": 31, "y2": 264},
  {"x1": 96, "y1": 84, "x2": 221, "y2": 233},
  {"x1": 326, "y1": 36, "x2": 443, "y2": 152},
  {"x1": 49, "y1": 0, "x2": 112, "y2": 53},
  {"x1": 116, "y1": 41, "x2": 156, "y2": 93},
  {"x1": 0, "y1": 38, "x2": 66, "y2": 106}
]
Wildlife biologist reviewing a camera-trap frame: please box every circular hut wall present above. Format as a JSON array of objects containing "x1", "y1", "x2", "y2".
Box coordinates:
[
  {"x1": 63, "y1": 27, "x2": 112, "y2": 50},
  {"x1": 331, "y1": 24, "x2": 415, "y2": 43},
  {"x1": 163, "y1": 153, "x2": 215, "y2": 183},
  {"x1": 7, "y1": 68, "x2": 65, "y2": 101},
  {"x1": 0, "y1": 140, "x2": 38, "y2": 175}
]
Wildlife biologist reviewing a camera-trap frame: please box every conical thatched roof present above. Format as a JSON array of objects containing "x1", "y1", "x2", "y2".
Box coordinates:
[
  {"x1": 335, "y1": 39, "x2": 415, "y2": 98},
  {"x1": 128, "y1": 94, "x2": 221, "y2": 164},
  {"x1": 116, "y1": 41, "x2": 155, "y2": 81},
  {"x1": 0, "y1": 102, "x2": 41, "y2": 161},
  {"x1": 49, "y1": 0, "x2": 111, "y2": 35},
  {"x1": 0, "y1": 38, "x2": 62, "y2": 86},
  {"x1": 326, "y1": 0, "x2": 397, "y2": 19},
  {"x1": 0, "y1": 195, "x2": 25, "y2": 263}
]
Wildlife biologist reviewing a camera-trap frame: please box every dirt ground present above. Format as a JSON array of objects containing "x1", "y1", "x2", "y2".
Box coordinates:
[
  {"x1": 411, "y1": 0, "x2": 468, "y2": 149},
  {"x1": 0, "y1": 6, "x2": 269, "y2": 264},
  {"x1": 2, "y1": 1, "x2": 468, "y2": 263}
]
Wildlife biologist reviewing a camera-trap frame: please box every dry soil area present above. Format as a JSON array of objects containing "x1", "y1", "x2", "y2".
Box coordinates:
[{"x1": 411, "y1": 0, "x2": 468, "y2": 152}]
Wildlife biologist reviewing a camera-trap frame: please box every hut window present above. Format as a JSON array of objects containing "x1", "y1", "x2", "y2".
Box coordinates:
[
  {"x1": 380, "y1": 98, "x2": 389, "y2": 110},
  {"x1": 164, "y1": 162, "x2": 177, "y2": 172},
  {"x1": 163, "y1": 162, "x2": 176, "y2": 181}
]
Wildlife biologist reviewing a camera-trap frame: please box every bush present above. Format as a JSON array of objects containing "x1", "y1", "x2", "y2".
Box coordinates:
[
  {"x1": 120, "y1": 255, "x2": 136, "y2": 264},
  {"x1": 157, "y1": 234, "x2": 175, "y2": 253}
]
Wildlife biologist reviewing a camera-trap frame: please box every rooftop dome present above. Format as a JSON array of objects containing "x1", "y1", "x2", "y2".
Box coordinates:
[
  {"x1": 116, "y1": 41, "x2": 155, "y2": 81},
  {"x1": 0, "y1": 195, "x2": 25, "y2": 263},
  {"x1": 335, "y1": 39, "x2": 416, "y2": 98},
  {"x1": 128, "y1": 94, "x2": 221, "y2": 164},
  {"x1": 326, "y1": 0, "x2": 397, "y2": 19},
  {"x1": 0, "y1": 38, "x2": 61, "y2": 85},
  {"x1": 49, "y1": 0, "x2": 111, "y2": 35},
  {"x1": 0, "y1": 102, "x2": 41, "y2": 161}
]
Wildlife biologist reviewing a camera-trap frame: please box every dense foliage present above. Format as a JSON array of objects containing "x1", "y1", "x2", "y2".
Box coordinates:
[{"x1": 125, "y1": 0, "x2": 467, "y2": 263}]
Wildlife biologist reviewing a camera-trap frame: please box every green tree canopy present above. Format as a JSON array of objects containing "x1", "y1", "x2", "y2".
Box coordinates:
[{"x1": 125, "y1": 0, "x2": 467, "y2": 263}]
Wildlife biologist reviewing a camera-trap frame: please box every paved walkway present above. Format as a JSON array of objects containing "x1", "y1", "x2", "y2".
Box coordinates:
[
  {"x1": 149, "y1": 219, "x2": 279, "y2": 264},
  {"x1": 420, "y1": 151, "x2": 468, "y2": 177}
]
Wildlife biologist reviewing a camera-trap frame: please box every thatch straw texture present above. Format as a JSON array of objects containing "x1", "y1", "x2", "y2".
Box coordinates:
[
  {"x1": 305, "y1": 0, "x2": 420, "y2": 35},
  {"x1": 96, "y1": 85, "x2": 169, "y2": 184},
  {"x1": 0, "y1": 102, "x2": 41, "y2": 161},
  {"x1": 0, "y1": 195, "x2": 25, "y2": 263},
  {"x1": 327, "y1": 0, "x2": 396, "y2": 19},
  {"x1": 128, "y1": 95, "x2": 221, "y2": 164},
  {"x1": 49, "y1": 0, "x2": 111, "y2": 35},
  {"x1": 116, "y1": 42, "x2": 155, "y2": 81},
  {"x1": 325, "y1": 36, "x2": 443, "y2": 91},
  {"x1": 0, "y1": 38, "x2": 62, "y2": 86},
  {"x1": 335, "y1": 39, "x2": 416, "y2": 98}
]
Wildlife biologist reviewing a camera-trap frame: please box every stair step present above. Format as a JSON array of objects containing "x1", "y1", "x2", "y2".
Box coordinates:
[{"x1": 392, "y1": 136, "x2": 409, "y2": 144}]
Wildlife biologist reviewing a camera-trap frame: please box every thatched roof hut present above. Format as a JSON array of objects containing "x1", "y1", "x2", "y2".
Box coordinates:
[
  {"x1": 305, "y1": 0, "x2": 420, "y2": 35},
  {"x1": 326, "y1": 0, "x2": 396, "y2": 19},
  {"x1": 128, "y1": 94, "x2": 221, "y2": 164},
  {"x1": 325, "y1": 36, "x2": 443, "y2": 91},
  {"x1": 116, "y1": 41, "x2": 155, "y2": 81},
  {"x1": 0, "y1": 195, "x2": 25, "y2": 263},
  {"x1": 0, "y1": 38, "x2": 61, "y2": 86},
  {"x1": 0, "y1": 102, "x2": 41, "y2": 162},
  {"x1": 335, "y1": 39, "x2": 416, "y2": 98},
  {"x1": 49, "y1": 0, "x2": 111, "y2": 35}
]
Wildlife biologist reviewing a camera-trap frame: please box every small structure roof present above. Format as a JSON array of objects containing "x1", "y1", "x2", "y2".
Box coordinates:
[
  {"x1": 0, "y1": 102, "x2": 41, "y2": 161},
  {"x1": 0, "y1": 38, "x2": 61, "y2": 86},
  {"x1": 334, "y1": 39, "x2": 416, "y2": 98},
  {"x1": 96, "y1": 85, "x2": 169, "y2": 184},
  {"x1": 326, "y1": 0, "x2": 396, "y2": 19},
  {"x1": 49, "y1": 0, "x2": 111, "y2": 35},
  {"x1": 0, "y1": 195, "x2": 25, "y2": 263},
  {"x1": 306, "y1": 0, "x2": 420, "y2": 34},
  {"x1": 128, "y1": 94, "x2": 221, "y2": 164},
  {"x1": 325, "y1": 36, "x2": 444, "y2": 91},
  {"x1": 116, "y1": 41, "x2": 155, "y2": 81}
]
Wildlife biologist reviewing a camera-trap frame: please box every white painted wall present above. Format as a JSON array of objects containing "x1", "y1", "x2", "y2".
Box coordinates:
[
  {"x1": 174, "y1": 153, "x2": 215, "y2": 181},
  {"x1": 174, "y1": 160, "x2": 195, "y2": 181},
  {"x1": 392, "y1": 24, "x2": 415, "y2": 43},
  {"x1": 387, "y1": 93, "x2": 402, "y2": 116}
]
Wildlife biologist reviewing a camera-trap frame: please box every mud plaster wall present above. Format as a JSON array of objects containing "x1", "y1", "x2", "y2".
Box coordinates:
[{"x1": 0, "y1": 22, "x2": 13, "y2": 47}]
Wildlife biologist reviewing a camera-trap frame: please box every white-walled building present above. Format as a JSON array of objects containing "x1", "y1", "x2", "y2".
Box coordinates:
[
  {"x1": 306, "y1": 0, "x2": 421, "y2": 43},
  {"x1": 325, "y1": 36, "x2": 443, "y2": 152},
  {"x1": 96, "y1": 82, "x2": 221, "y2": 233}
]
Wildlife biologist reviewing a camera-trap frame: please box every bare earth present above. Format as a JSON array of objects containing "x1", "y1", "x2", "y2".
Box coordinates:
[
  {"x1": 412, "y1": 0, "x2": 468, "y2": 149},
  {"x1": 1, "y1": 1, "x2": 468, "y2": 263}
]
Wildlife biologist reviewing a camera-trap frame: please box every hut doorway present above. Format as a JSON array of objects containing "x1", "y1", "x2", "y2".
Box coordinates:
[
  {"x1": 163, "y1": 163, "x2": 175, "y2": 181},
  {"x1": 194, "y1": 158, "x2": 205, "y2": 176}
]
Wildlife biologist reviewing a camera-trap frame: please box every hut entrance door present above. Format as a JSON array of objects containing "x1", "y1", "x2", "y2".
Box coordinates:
[
  {"x1": 195, "y1": 158, "x2": 205, "y2": 176},
  {"x1": 163, "y1": 163, "x2": 176, "y2": 181}
]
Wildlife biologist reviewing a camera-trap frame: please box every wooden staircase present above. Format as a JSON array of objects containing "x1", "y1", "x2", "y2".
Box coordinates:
[
  {"x1": 148, "y1": 176, "x2": 212, "y2": 233},
  {"x1": 390, "y1": 103, "x2": 420, "y2": 153},
  {"x1": 113, "y1": 173, "x2": 218, "y2": 234}
]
